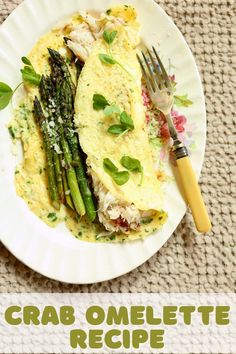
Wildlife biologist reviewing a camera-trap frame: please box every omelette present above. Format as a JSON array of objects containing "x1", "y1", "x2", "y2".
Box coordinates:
[{"x1": 9, "y1": 5, "x2": 167, "y2": 242}]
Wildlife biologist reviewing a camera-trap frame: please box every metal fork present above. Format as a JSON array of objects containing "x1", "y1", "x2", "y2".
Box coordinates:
[{"x1": 137, "y1": 47, "x2": 211, "y2": 233}]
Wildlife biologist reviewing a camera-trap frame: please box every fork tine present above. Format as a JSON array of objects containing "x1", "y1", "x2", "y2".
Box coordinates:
[
  {"x1": 141, "y1": 51, "x2": 158, "y2": 92},
  {"x1": 146, "y1": 48, "x2": 163, "y2": 90},
  {"x1": 136, "y1": 53, "x2": 153, "y2": 93},
  {"x1": 152, "y1": 46, "x2": 170, "y2": 88}
]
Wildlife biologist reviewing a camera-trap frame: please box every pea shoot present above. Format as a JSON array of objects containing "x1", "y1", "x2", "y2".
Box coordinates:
[
  {"x1": 103, "y1": 158, "x2": 129, "y2": 186},
  {"x1": 21, "y1": 57, "x2": 41, "y2": 86},
  {"x1": 92, "y1": 94, "x2": 134, "y2": 136},
  {"x1": 0, "y1": 56, "x2": 41, "y2": 111},
  {"x1": 98, "y1": 30, "x2": 133, "y2": 78},
  {"x1": 120, "y1": 155, "x2": 143, "y2": 186}
]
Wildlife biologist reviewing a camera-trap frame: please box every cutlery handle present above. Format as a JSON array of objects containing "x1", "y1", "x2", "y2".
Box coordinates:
[{"x1": 176, "y1": 156, "x2": 211, "y2": 233}]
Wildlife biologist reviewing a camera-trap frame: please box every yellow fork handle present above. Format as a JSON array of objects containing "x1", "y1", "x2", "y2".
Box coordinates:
[{"x1": 176, "y1": 156, "x2": 211, "y2": 233}]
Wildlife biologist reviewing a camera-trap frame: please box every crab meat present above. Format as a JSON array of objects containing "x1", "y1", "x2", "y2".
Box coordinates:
[
  {"x1": 67, "y1": 22, "x2": 95, "y2": 62},
  {"x1": 90, "y1": 170, "x2": 141, "y2": 233},
  {"x1": 66, "y1": 11, "x2": 126, "y2": 62}
]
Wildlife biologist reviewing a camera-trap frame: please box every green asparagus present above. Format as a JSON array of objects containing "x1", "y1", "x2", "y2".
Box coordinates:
[
  {"x1": 49, "y1": 49, "x2": 96, "y2": 221},
  {"x1": 39, "y1": 76, "x2": 64, "y2": 204},
  {"x1": 39, "y1": 75, "x2": 86, "y2": 217},
  {"x1": 48, "y1": 48, "x2": 76, "y2": 97},
  {"x1": 33, "y1": 97, "x2": 60, "y2": 210},
  {"x1": 54, "y1": 153, "x2": 64, "y2": 202},
  {"x1": 61, "y1": 157, "x2": 74, "y2": 210}
]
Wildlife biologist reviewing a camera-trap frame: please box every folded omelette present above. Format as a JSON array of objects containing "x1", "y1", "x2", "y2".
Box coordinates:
[{"x1": 74, "y1": 6, "x2": 167, "y2": 235}]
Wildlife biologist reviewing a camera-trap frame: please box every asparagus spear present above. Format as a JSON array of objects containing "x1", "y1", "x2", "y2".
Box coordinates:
[
  {"x1": 60, "y1": 135, "x2": 85, "y2": 216},
  {"x1": 33, "y1": 97, "x2": 60, "y2": 210},
  {"x1": 39, "y1": 75, "x2": 86, "y2": 217},
  {"x1": 49, "y1": 51, "x2": 97, "y2": 221},
  {"x1": 39, "y1": 76, "x2": 64, "y2": 203},
  {"x1": 61, "y1": 157, "x2": 74, "y2": 210},
  {"x1": 48, "y1": 48, "x2": 76, "y2": 97},
  {"x1": 61, "y1": 81, "x2": 96, "y2": 221},
  {"x1": 54, "y1": 153, "x2": 64, "y2": 202}
]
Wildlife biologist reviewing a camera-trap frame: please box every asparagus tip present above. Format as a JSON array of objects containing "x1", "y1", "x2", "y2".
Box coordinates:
[{"x1": 48, "y1": 48, "x2": 60, "y2": 60}]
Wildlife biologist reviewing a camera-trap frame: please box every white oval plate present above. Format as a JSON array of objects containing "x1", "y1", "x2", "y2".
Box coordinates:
[{"x1": 0, "y1": 0, "x2": 206, "y2": 284}]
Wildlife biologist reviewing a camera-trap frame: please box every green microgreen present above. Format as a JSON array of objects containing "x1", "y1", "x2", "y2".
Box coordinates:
[
  {"x1": 0, "y1": 81, "x2": 23, "y2": 111},
  {"x1": 99, "y1": 30, "x2": 133, "y2": 78},
  {"x1": 104, "y1": 103, "x2": 121, "y2": 116},
  {"x1": 0, "y1": 57, "x2": 41, "y2": 111},
  {"x1": 21, "y1": 56, "x2": 41, "y2": 86},
  {"x1": 120, "y1": 155, "x2": 143, "y2": 186},
  {"x1": 141, "y1": 217, "x2": 153, "y2": 225},
  {"x1": 107, "y1": 125, "x2": 127, "y2": 135},
  {"x1": 103, "y1": 30, "x2": 117, "y2": 45},
  {"x1": 0, "y1": 83, "x2": 13, "y2": 111},
  {"x1": 47, "y1": 212, "x2": 57, "y2": 222},
  {"x1": 108, "y1": 111, "x2": 134, "y2": 136},
  {"x1": 93, "y1": 94, "x2": 109, "y2": 110},
  {"x1": 99, "y1": 53, "x2": 117, "y2": 65},
  {"x1": 120, "y1": 111, "x2": 134, "y2": 130},
  {"x1": 21, "y1": 56, "x2": 32, "y2": 66},
  {"x1": 120, "y1": 155, "x2": 142, "y2": 172},
  {"x1": 92, "y1": 94, "x2": 134, "y2": 136},
  {"x1": 112, "y1": 171, "x2": 130, "y2": 185},
  {"x1": 103, "y1": 158, "x2": 118, "y2": 174},
  {"x1": 99, "y1": 53, "x2": 132, "y2": 78},
  {"x1": 103, "y1": 158, "x2": 129, "y2": 186}
]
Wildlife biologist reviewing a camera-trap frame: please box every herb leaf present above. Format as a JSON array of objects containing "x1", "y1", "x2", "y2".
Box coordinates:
[
  {"x1": 107, "y1": 111, "x2": 134, "y2": 136},
  {"x1": 120, "y1": 155, "x2": 142, "y2": 172},
  {"x1": 107, "y1": 124, "x2": 127, "y2": 135},
  {"x1": 93, "y1": 94, "x2": 109, "y2": 110},
  {"x1": 99, "y1": 54, "x2": 117, "y2": 65},
  {"x1": 103, "y1": 158, "x2": 118, "y2": 174},
  {"x1": 120, "y1": 111, "x2": 134, "y2": 130},
  {"x1": 120, "y1": 155, "x2": 143, "y2": 186},
  {"x1": 21, "y1": 67, "x2": 41, "y2": 86},
  {"x1": 174, "y1": 94, "x2": 193, "y2": 107},
  {"x1": 21, "y1": 56, "x2": 32, "y2": 66},
  {"x1": 104, "y1": 104, "x2": 120, "y2": 116},
  {"x1": 103, "y1": 30, "x2": 117, "y2": 45},
  {"x1": 0, "y1": 82, "x2": 13, "y2": 110},
  {"x1": 103, "y1": 158, "x2": 129, "y2": 186},
  {"x1": 47, "y1": 212, "x2": 57, "y2": 222},
  {"x1": 141, "y1": 217, "x2": 153, "y2": 225},
  {"x1": 112, "y1": 171, "x2": 129, "y2": 185},
  {"x1": 21, "y1": 57, "x2": 41, "y2": 86}
]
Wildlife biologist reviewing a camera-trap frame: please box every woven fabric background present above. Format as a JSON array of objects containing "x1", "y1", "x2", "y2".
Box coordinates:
[{"x1": 0, "y1": 0, "x2": 235, "y2": 293}]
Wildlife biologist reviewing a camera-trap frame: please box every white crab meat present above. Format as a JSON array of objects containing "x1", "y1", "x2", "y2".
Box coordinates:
[
  {"x1": 90, "y1": 171, "x2": 141, "y2": 233},
  {"x1": 66, "y1": 11, "x2": 125, "y2": 62},
  {"x1": 67, "y1": 23, "x2": 95, "y2": 62}
]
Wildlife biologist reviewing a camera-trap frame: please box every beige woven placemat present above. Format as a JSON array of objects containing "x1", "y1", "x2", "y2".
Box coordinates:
[{"x1": 0, "y1": 0, "x2": 235, "y2": 293}]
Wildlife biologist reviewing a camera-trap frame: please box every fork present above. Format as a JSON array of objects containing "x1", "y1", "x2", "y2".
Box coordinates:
[{"x1": 137, "y1": 47, "x2": 211, "y2": 233}]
